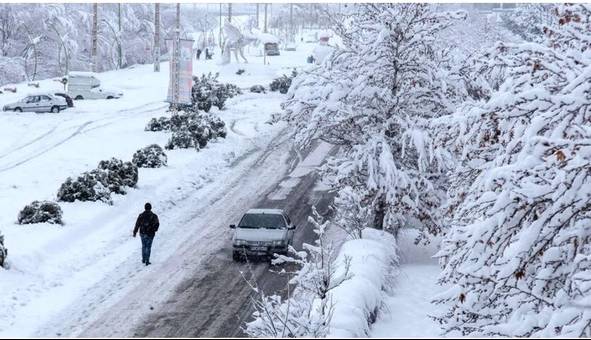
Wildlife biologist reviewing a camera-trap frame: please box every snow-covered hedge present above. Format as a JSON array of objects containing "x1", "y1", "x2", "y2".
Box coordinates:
[
  {"x1": 328, "y1": 228, "x2": 398, "y2": 337},
  {"x1": 250, "y1": 85, "x2": 266, "y2": 93},
  {"x1": 269, "y1": 70, "x2": 297, "y2": 94},
  {"x1": 148, "y1": 111, "x2": 227, "y2": 151},
  {"x1": 145, "y1": 117, "x2": 171, "y2": 132},
  {"x1": 57, "y1": 158, "x2": 138, "y2": 203},
  {"x1": 57, "y1": 170, "x2": 112, "y2": 203},
  {"x1": 0, "y1": 231, "x2": 6, "y2": 268},
  {"x1": 17, "y1": 200, "x2": 63, "y2": 225},
  {"x1": 97, "y1": 158, "x2": 139, "y2": 194},
  {"x1": 165, "y1": 130, "x2": 197, "y2": 150},
  {"x1": 132, "y1": 144, "x2": 168, "y2": 168},
  {"x1": 192, "y1": 72, "x2": 242, "y2": 112}
]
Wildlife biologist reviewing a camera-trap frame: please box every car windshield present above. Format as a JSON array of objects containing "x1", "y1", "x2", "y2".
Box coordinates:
[{"x1": 238, "y1": 213, "x2": 286, "y2": 229}]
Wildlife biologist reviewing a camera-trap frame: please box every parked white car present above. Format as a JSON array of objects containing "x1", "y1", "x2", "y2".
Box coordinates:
[
  {"x1": 230, "y1": 208, "x2": 295, "y2": 261},
  {"x1": 67, "y1": 72, "x2": 123, "y2": 100},
  {"x1": 2, "y1": 94, "x2": 68, "y2": 113}
]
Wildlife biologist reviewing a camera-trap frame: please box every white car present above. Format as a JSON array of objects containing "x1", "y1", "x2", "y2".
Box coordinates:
[
  {"x1": 2, "y1": 94, "x2": 68, "y2": 113},
  {"x1": 67, "y1": 72, "x2": 123, "y2": 100},
  {"x1": 230, "y1": 208, "x2": 296, "y2": 261}
]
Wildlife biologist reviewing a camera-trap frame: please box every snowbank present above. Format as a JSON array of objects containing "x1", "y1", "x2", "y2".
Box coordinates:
[{"x1": 328, "y1": 228, "x2": 398, "y2": 338}]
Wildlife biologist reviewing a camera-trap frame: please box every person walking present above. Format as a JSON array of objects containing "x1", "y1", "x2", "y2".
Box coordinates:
[
  {"x1": 133, "y1": 202, "x2": 160, "y2": 266},
  {"x1": 196, "y1": 48, "x2": 202, "y2": 60}
]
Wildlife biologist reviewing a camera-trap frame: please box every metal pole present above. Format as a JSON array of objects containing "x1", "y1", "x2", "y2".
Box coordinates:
[
  {"x1": 91, "y1": 3, "x2": 98, "y2": 72},
  {"x1": 256, "y1": 3, "x2": 259, "y2": 28},
  {"x1": 228, "y1": 3, "x2": 232, "y2": 23},
  {"x1": 153, "y1": 3, "x2": 160, "y2": 72},
  {"x1": 219, "y1": 3, "x2": 222, "y2": 49},
  {"x1": 289, "y1": 3, "x2": 293, "y2": 43},
  {"x1": 173, "y1": 3, "x2": 181, "y2": 108}
]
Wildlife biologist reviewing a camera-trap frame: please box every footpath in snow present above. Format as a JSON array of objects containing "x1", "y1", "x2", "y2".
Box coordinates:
[{"x1": 370, "y1": 229, "x2": 445, "y2": 337}]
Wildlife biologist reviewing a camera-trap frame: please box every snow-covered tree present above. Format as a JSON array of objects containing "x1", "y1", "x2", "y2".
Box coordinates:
[
  {"x1": 279, "y1": 4, "x2": 463, "y2": 239},
  {"x1": 433, "y1": 4, "x2": 591, "y2": 337}
]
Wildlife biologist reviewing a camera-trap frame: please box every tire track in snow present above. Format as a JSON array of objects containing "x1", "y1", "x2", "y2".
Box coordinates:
[
  {"x1": 0, "y1": 102, "x2": 169, "y2": 172},
  {"x1": 0, "y1": 126, "x2": 57, "y2": 160}
]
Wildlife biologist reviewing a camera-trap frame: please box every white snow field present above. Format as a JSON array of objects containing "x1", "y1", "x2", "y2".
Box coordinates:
[
  {"x1": 0, "y1": 42, "x2": 315, "y2": 337},
  {"x1": 370, "y1": 229, "x2": 445, "y2": 337}
]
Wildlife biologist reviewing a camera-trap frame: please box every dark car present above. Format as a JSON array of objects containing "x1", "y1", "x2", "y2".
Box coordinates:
[{"x1": 54, "y1": 92, "x2": 74, "y2": 107}]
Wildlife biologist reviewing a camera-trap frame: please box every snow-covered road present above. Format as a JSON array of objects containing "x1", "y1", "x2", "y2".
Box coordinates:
[{"x1": 0, "y1": 42, "x2": 320, "y2": 337}]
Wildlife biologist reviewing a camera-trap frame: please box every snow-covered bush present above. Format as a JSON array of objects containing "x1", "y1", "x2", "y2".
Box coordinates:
[
  {"x1": 17, "y1": 200, "x2": 63, "y2": 225},
  {"x1": 329, "y1": 228, "x2": 397, "y2": 337},
  {"x1": 250, "y1": 85, "x2": 266, "y2": 94},
  {"x1": 0, "y1": 231, "x2": 6, "y2": 268},
  {"x1": 203, "y1": 113, "x2": 227, "y2": 139},
  {"x1": 432, "y1": 4, "x2": 591, "y2": 337},
  {"x1": 144, "y1": 117, "x2": 171, "y2": 132},
  {"x1": 191, "y1": 73, "x2": 241, "y2": 112},
  {"x1": 97, "y1": 158, "x2": 139, "y2": 194},
  {"x1": 57, "y1": 170, "x2": 112, "y2": 203},
  {"x1": 269, "y1": 69, "x2": 297, "y2": 94},
  {"x1": 132, "y1": 144, "x2": 168, "y2": 168},
  {"x1": 165, "y1": 130, "x2": 196, "y2": 150},
  {"x1": 155, "y1": 110, "x2": 225, "y2": 150}
]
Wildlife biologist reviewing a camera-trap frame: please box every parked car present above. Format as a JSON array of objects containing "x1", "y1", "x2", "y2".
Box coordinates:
[
  {"x1": 67, "y1": 72, "x2": 123, "y2": 100},
  {"x1": 54, "y1": 92, "x2": 74, "y2": 107},
  {"x1": 2, "y1": 94, "x2": 68, "y2": 113},
  {"x1": 230, "y1": 208, "x2": 295, "y2": 261}
]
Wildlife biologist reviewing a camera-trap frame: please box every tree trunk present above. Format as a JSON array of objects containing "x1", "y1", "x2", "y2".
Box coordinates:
[
  {"x1": 373, "y1": 196, "x2": 386, "y2": 230},
  {"x1": 228, "y1": 3, "x2": 232, "y2": 23},
  {"x1": 153, "y1": 3, "x2": 160, "y2": 72},
  {"x1": 91, "y1": 3, "x2": 98, "y2": 72},
  {"x1": 289, "y1": 4, "x2": 293, "y2": 43}
]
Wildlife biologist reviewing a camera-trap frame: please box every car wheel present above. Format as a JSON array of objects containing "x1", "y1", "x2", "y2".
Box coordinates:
[
  {"x1": 14, "y1": 107, "x2": 22, "y2": 112},
  {"x1": 50, "y1": 106, "x2": 59, "y2": 113},
  {"x1": 232, "y1": 251, "x2": 242, "y2": 262},
  {"x1": 106, "y1": 96, "x2": 114, "y2": 99},
  {"x1": 75, "y1": 95, "x2": 83, "y2": 100}
]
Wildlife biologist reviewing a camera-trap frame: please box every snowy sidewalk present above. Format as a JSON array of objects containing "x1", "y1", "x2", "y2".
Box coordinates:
[{"x1": 370, "y1": 229, "x2": 444, "y2": 338}]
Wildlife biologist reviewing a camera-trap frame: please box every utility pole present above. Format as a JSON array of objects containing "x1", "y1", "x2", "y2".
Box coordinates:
[
  {"x1": 153, "y1": 3, "x2": 160, "y2": 72},
  {"x1": 219, "y1": 3, "x2": 222, "y2": 49},
  {"x1": 264, "y1": 3, "x2": 268, "y2": 33},
  {"x1": 117, "y1": 3, "x2": 122, "y2": 69},
  {"x1": 289, "y1": 3, "x2": 293, "y2": 43},
  {"x1": 91, "y1": 3, "x2": 98, "y2": 72},
  {"x1": 228, "y1": 3, "x2": 232, "y2": 23},
  {"x1": 256, "y1": 4, "x2": 259, "y2": 28}
]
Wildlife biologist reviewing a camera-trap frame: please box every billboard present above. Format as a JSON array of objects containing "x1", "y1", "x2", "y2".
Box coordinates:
[{"x1": 167, "y1": 38, "x2": 194, "y2": 106}]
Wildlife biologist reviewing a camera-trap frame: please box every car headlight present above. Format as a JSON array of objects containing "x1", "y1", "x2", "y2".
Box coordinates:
[
  {"x1": 271, "y1": 240, "x2": 286, "y2": 247},
  {"x1": 234, "y1": 239, "x2": 247, "y2": 246}
]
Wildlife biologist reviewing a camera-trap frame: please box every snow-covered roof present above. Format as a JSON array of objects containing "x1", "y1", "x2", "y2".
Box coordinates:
[
  {"x1": 69, "y1": 71, "x2": 98, "y2": 77},
  {"x1": 246, "y1": 208, "x2": 285, "y2": 215},
  {"x1": 257, "y1": 33, "x2": 280, "y2": 44}
]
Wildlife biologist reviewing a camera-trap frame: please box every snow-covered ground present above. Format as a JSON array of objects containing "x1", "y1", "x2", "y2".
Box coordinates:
[
  {"x1": 370, "y1": 229, "x2": 445, "y2": 338},
  {"x1": 0, "y1": 41, "x2": 317, "y2": 337}
]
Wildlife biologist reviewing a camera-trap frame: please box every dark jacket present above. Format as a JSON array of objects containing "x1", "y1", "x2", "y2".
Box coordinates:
[{"x1": 134, "y1": 211, "x2": 160, "y2": 237}]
